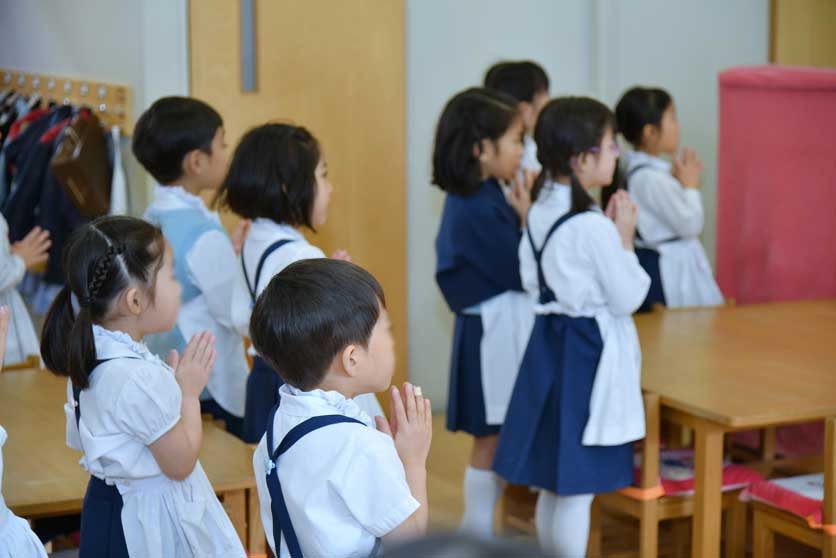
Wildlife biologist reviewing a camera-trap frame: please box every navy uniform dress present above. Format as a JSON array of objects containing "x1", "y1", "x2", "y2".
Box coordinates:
[
  {"x1": 241, "y1": 239, "x2": 294, "y2": 443},
  {"x1": 435, "y1": 179, "x2": 523, "y2": 436},
  {"x1": 493, "y1": 211, "x2": 635, "y2": 495}
]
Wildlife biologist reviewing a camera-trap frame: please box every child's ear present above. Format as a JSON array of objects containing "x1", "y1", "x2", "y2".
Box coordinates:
[
  {"x1": 641, "y1": 123, "x2": 658, "y2": 147},
  {"x1": 340, "y1": 344, "x2": 360, "y2": 378},
  {"x1": 182, "y1": 149, "x2": 204, "y2": 177},
  {"x1": 124, "y1": 287, "x2": 143, "y2": 317}
]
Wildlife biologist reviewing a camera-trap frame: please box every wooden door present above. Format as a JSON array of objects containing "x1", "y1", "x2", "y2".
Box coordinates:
[
  {"x1": 771, "y1": 0, "x2": 836, "y2": 67},
  {"x1": 189, "y1": 0, "x2": 408, "y2": 386}
]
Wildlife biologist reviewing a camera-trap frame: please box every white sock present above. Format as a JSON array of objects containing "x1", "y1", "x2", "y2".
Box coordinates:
[
  {"x1": 550, "y1": 493, "x2": 594, "y2": 558},
  {"x1": 535, "y1": 490, "x2": 558, "y2": 553},
  {"x1": 459, "y1": 466, "x2": 504, "y2": 538}
]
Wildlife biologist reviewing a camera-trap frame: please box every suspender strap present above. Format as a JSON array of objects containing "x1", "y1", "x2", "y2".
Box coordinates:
[
  {"x1": 242, "y1": 239, "x2": 295, "y2": 303},
  {"x1": 527, "y1": 211, "x2": 583, "y2": 305},
  {"x1": 264, "y1": 403, "x2": 365, "y2": 558}
]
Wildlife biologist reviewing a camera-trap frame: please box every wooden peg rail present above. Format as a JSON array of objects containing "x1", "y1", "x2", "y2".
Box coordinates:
[{"x1": 1, "y1": 68, "x2": 133, "y2": 133}]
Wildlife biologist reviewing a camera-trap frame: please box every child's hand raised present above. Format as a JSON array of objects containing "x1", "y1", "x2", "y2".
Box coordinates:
[
  {"x1": 171, "y1": 331, "x2": 216, "y2": 399},
  {"x1": 230, "y1": 220, "x2": 251, "y2": 256},
  {"x1": 607, "y1": 190, "x2": 638, "y2": 250},
  {"x1": 12, "y1": 226, "x2": 51, "y2": 271},
  {"x1": 375, "y1": 382, "x2": 432, "y2": 470},
  {"x1": 672, "y1": 147, "x2": 703, "y2": 190},
  {"x1": 0, "y1": 306, "x2": 8, "y2": 372},
  {"x1": 508, "y1": 169, "x2": 537, "y2": 226},
  {"x1": 331, "y1": 249, "x2": 352, "y2": 262}
]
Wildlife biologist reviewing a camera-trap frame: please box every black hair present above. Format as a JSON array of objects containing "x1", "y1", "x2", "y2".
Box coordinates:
[
  {"x1": 533, "y1": 96, "x2": 617, "y2": 213},
  {"x1": 41, "y1": 216, "x2": 166, "y2": 389},
  {"x1": 431, "y1": 87, "x2": 519, "y2": 196},
  {"x1": 250, "y1": 259, "x2": 386, "y2": 391},
  {"x1": 132, "y1": 96, "x2": 223, "y2": 185},
  {"x1": 484, "y1": 60, "x2": 550, "y2": 103},
  {"x1": 615, "y1": 86, "x2": 673, "y2": 147},
  {"x1": 218, "y1": 123, "x2": 321, "y2": 230}
]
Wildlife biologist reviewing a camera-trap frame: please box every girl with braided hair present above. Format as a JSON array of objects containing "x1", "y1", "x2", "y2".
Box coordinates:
[{"x1": 40, "y1": 215, "x2": 246, "y2": 558}]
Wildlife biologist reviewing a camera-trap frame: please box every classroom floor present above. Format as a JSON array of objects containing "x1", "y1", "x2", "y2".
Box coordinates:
[{"x1": 426, "y1": 414, "x2": 817, "y2": 558}]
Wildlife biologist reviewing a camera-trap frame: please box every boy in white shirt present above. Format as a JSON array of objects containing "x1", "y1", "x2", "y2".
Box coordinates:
[{"x1": 250, "y1": 259, "x2": 431, "y2": 558}]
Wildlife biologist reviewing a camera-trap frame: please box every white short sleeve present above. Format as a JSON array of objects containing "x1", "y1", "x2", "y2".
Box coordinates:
[
  {"x1": 331, "y1": 431, "x2": 419, "y2": 537},
  {"x1": 113, "y1": 364, "x2": 182, "y2": 445}
]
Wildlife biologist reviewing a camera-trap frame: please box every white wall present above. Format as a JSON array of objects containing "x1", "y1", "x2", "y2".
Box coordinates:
[
  {"x1": 597, "y1": 0, "x2": 770, "y2": 270},
  {"x1": 406, "y1": 0, "x2": 598, "y2": 407},
  {"x1": 0, "y1": 0, "x2": 189, "y2": 212},
  {"x1": 406, "y1": 0, "x2": 770, "y2": 408}
]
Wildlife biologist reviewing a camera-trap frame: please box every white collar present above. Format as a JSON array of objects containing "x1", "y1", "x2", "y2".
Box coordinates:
[
  {"x1": 93, "y1": 325, "x2": 169, "y2": 369},
  {"x1": 278, "y1": 384, "x2": 374, "y2": 427},
  {"x1": 624, "y1": 150, "x2": 672, "y2": 173},
  {"x1": 151, "y1": 185, "x2": 218, "y2": 222},
  {"x1": 249, "y1": 218, "x2": 307, "y2": 242}
]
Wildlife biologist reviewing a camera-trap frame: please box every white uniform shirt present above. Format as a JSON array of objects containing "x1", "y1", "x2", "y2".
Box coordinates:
[
  {"x1": 0, "y1": 214, "x2": 39, "y2": 366},
  {"x1": 0, "y1": 425, "x2": 47, "y2": 558},
  {"x1": 237, "y1": 219, "x2": 384, "y2": 418},
  {"x1": 144, "y1": 186, "x2": 250, "y2": 417},
  {"x1": 253, "y1": 385, "x2": 419, "y2": 558},
  {"x1": 65, "y1": 326, "x2": 246, "y2": 558},
  {"x1": 521, "y1": 135, "x2": 541, "y2": 174},
  {"x1": 520, "y1": 181, "x2": 649, "y2": 445},
  {"x1": 623, "y1": 151, "x2": 724, "y2": 307}
]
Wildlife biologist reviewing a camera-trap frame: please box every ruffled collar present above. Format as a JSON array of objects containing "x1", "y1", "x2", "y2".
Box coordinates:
[
  {"x1": 92, "y1": 325, "x2": 169, "y2": 369},
  {"x1": 279, "y1": 384, "x2": 374, "y2": 427}
]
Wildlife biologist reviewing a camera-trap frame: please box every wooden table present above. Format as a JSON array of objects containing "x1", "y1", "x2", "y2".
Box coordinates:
[
  {"x1": 636, "y1": 300, "x2": 836, "y2": 558},
  {"x1": 0, "y1": 368, "x2": 266, "y2": 556}
]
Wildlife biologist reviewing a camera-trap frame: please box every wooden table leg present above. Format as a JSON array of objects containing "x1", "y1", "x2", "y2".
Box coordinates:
[
  {"x1": 724, "y1": 497, "x2": 747, "y2": 558},
  {"x1": 248, "y1": 487, "x2": 267, "y2": 556},
  {"x1": 691, "y1": 421, "x2": 724, "y2": 558},
  {"x1": 752, "y1": 508, "x2": 774, "y2": 558},
  {"x1": 823, "y1": 417, "x2": 836, "y2": 558},
  {"x1": 222, "y1": 489, "x2": 247, "y2": 547}
]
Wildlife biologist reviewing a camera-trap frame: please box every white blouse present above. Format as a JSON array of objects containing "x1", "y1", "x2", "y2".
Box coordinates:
[
  {"x1": 0, "y1": 214, "x2": 39, "y2": 367},
  {"x1": 144, "y1": 185, "x2": 251, "y2": 417},
  {"x1": 622, "y1": 151, "x2": 724, "y2": 307},
  {"x1": 237, "y1": 219, "x2": 384, "y2": 419},
  {"x1": 65, "y1": 325, "x2": 246, "y2": 558},
  {"x1": 253, "y1": 385, "x2": 419, "y2": 558},
  {"x1": 0, "y1": 425, "x2": 47, "y2": 558}
]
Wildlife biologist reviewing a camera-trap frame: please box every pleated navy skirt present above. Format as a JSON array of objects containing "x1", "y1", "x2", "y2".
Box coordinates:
[
  {"x1": 79, "y1": 475, "x2": 128, "y2": 558},
  {"x1": 445, "y1": 314, "x2": 501, "y2": 437},
  {"x1": 493, "y1": 314, "x2": 633, "y2": 495},
  {"x1": 242, "y1": 356, "x2": 284, "y2": 443}
]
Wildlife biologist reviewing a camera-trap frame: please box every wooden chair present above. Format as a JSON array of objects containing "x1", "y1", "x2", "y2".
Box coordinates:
[
  {"x1": 500, "y1": 392, "x2": 748, "y2": 558},
  {"x1": 591, "y1": 392, "x2": 748, "y2": 558},
  {"x1": 1, "y1": 354, "x2": 40, "y2": 372},
  {"x1": 752, "y1": 417, "x2": 836, "y2": 558}
]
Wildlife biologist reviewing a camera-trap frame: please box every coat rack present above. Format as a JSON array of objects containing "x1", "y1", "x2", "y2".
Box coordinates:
[{"x1": 1, "y1": 68, "x2": 133, "y2": 133}]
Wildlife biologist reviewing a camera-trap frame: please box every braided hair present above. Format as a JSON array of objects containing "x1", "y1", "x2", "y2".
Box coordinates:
[{"x1": 41, "y1": 216, "x2": 165, "y2": 389}]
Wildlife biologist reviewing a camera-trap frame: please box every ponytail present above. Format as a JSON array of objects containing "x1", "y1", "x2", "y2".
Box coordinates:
[
  {"x1": 569, "y1": 172, "x2": 595, "y2": 214},
  {"x1": 40, "y1": 216, "x2": 165, "y2": 389}
]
